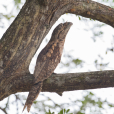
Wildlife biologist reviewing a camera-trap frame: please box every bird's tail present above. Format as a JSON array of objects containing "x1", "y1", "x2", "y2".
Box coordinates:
[{"x1": 23, "y1": 81, "x2": 43, "y2": 112}]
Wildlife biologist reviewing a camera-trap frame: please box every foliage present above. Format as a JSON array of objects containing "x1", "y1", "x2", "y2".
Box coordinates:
[
  {"x1": 0, "y1": 0, "x2": 25, "y2": 29},
  {"x1": 46, "y1": 109, "x2": 72, "y2": 114},
  {"x1": 1, "y1": 91, "x2": 114, "y2": 114},
  {"x1": 72, "y1": 59, "x2": 84, "y2": 67}
]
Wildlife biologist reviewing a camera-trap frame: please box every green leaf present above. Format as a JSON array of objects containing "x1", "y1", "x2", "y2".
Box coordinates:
[
  {"x1": 72, "y1": 59, "x2": 84, "y2": 66},
  {"x1": 58, "y1": 109, "x2": 63, "y2": 114},
  {"x1": 78, "y1": 16, "x2": 81, "y2": 20},
  {"x1": 46, "y1": 109, "x2": 54, "y2": 114},
  {"x1": 89, "y1": 92, "x2": 94, "y2": 96},
  {"x1": 66, "y1": 109, "x2": 70, "y2": 113},
  {"x1": 64, "y1": 109, "x2": 66, "y2": 113}
]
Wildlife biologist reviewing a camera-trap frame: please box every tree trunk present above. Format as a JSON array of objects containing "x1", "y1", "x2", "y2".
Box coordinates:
[{"x1": 0, "y1": 0, "x2": 114, "y2": 101}]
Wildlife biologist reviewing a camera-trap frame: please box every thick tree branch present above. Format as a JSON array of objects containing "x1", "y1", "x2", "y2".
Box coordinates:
[
  {"x1": 0, "y1": 70, "x2": 114, "y2": 101},
  {"x1": 66, "y1": 0, "x2": 114, "y2": 27}
]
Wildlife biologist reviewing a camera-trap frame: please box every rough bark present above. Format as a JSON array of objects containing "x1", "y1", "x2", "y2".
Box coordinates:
[
  {"x1": 1, "y1": 70, "x2": 114, "y2": 101},
  {"x1": 0, "y1": 0, "x2": 114, "y2": 102}
]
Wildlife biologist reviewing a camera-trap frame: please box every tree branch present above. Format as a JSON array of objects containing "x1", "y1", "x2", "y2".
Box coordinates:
[
  {"x1": 0, "y1": 107, "x2": 8, "y2": 114},
  {"x1": 43, "y1": 70, "x2": 114, "y2": 92},
  {"x1": 0, "y1": 70, "x2": 114, "y2": 101},
  {"x1": 65, "y1": 0, "x2": 114, "y2": 27}
]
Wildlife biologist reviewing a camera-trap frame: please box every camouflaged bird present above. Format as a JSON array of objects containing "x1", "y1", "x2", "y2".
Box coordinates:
[{"x1": 23, "y1": 22, "x2": 72, "y2": 112}]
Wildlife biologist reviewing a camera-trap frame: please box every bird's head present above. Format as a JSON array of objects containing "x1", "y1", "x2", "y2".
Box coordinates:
[{"x1": 50, "y1": 22, "x2": 73, "y2": 42}]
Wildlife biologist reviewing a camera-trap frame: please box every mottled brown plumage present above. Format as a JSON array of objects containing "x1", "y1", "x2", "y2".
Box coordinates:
[{"x1": 23, "y1": 22, "x2": 72, "y2": 112}]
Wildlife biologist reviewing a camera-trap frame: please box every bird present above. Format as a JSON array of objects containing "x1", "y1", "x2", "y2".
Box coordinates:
[{"x1": 23, "y1": 22, "x2": 72, "y2": 112}]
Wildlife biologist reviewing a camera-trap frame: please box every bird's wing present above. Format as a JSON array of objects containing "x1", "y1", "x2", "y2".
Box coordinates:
[{"x1": 34, "y1": 43, "x2": 61, "y2": 83}]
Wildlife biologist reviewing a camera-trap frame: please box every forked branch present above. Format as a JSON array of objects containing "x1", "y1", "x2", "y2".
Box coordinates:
[{"x1": 0, "y1": 0, "x2": 114, "y2": 102}]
